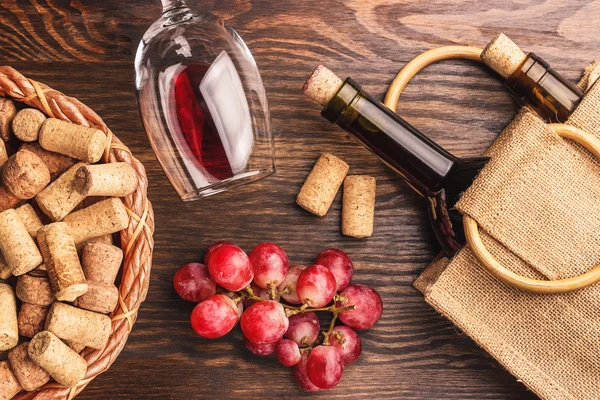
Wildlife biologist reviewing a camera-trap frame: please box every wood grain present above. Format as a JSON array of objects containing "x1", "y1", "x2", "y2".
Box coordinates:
[{"x1": 3, "y1": 0, "x2": 600, "y2": 398}]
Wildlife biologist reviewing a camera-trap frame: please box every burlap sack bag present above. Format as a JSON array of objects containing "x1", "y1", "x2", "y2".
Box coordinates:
[{"x1": 414, "y1": 61, "x2": 600, "y2": 400}]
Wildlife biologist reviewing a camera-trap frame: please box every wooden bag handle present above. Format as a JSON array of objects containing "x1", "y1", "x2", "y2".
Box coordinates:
[{"x1": 384, "y1": 46, "x2": 600, "y2": 294}]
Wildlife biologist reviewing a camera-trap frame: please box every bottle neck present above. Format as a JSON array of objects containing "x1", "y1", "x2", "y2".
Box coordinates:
[
  {"x1": 506, "y1": 53, "x2": 583, "y2": 122},
  {"x1": 322, "y1": 79, "x2": 459, "y2": 197}
]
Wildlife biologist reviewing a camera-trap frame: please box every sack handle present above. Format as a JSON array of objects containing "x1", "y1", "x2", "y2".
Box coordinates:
[{"x1": 385, "y1": 46, "x2": 600, "y2": 294}]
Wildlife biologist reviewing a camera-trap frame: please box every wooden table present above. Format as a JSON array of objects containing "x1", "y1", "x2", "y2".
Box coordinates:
[{"x1": 2, "y1": 1, "x2": 598, "y2": 398}]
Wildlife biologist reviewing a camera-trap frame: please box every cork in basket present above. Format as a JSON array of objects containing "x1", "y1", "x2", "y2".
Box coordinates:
[{"x1": 0, "y1": 66, "x2": 154, "y2": 400}]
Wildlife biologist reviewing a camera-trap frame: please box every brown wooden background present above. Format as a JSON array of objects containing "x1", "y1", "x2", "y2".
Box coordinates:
[{"x1": 2, "y1": 0, "x2": 600, "y2": 398}]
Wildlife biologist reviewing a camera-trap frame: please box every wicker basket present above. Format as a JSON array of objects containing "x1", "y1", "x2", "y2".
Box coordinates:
[{"x1": 0, "y1": 66, "x2": 155, "y2": 400}]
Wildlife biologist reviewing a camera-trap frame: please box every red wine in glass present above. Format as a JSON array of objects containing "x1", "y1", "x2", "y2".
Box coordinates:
[{"x1": 174, "y1": 63, "x2": 234, "y2": 181}]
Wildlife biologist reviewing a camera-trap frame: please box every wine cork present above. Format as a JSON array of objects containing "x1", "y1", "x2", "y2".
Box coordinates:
[
  {"x1": 18, "y1": 303, "x2": 49, "y2": 338},
  {"x1": 0, "y1": 98, "x2": 16, "y2": 142},
  {"x1": 37, "y1": 222, "x2": 87, "y2": 302},
  {"x1": 66, "y1": 341, "x2": 86, "y2": 354},
  {"x1": 74, "y1": 163, "x2": 137, "y2": 197},
  {"x1": 481, "y1": 33, "x2": 527, "y2": 79},
  {"x1": 0, "y1": 255, "x2": 10, "y2": 280},
  {"x1": 0, "y1": 209, "x2": 42, "y2": 276},
  {"x1": 0, "y1": 360, "x2": 22, "y2": 400},
  {"x1": 45, "y1": 302, "x2": 111, "y2": 350},
  {"x1": 2, "y1": 150, "x2": 51, "y2": 200},
  {"x1": 15, "y1": 203, "x2": 43, "y2": 238},
  {"x1": 342, "y1": 175, "x2": 376, "y2": 238},
  {"x1": 297, "y1": 153, "x2": 349, "y2": 217},
  {"x1": 20, "y1": 142, "x2": 76, "y2": 181},
  {"x1": 16, "y1": 274, "x2": 54, "y2": 306},
  {"x1": 74, "y1": 243, "x2": 122, "y2": 314},
  {"x1": 8, "y1": 342, "x2": 50, "y2": 391},
  {"x1": 0, "y1": 186, "x2": 20, "y2": 213},
  {"x1": 36, "y1": 162, "x2": 88, "y2": 221},
  {"x1": 28, "y1": 331, "x2": 87, "y2": 387},
  {"x1": 63, "y1": 198, "x2": 129, "y2": 244},
  {"x1": 39, "y1": 118, "x2": 106, "y2": 163},
  {"x1": 0, "y1": 284, "x2": 18, "y2": 351},
  {"x1": 76, "y1": 234, "x2": 113, "y2": 254},
  {"x1": 0, "y1": 141, "x2": 7, "y2": 167},
  {"x1": 12, "y1": 108, "x2": 47, "y2": 142},
  {"x1": 303, "y1": 65, "x2": 344, "y2": 107}
]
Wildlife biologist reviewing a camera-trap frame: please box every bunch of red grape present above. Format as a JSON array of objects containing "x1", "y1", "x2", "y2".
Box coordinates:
[{"x1": 173, "y1": 242, "x2": 383, "y2": 391}]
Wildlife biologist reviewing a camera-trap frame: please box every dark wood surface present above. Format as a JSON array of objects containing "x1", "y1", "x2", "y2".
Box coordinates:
[{"x1": 2, "y1": 1, "x2": 599, "y2": 398}]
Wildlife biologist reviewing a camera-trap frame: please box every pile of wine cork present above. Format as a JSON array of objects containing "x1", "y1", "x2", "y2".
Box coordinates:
[
  {"x1": 296, "y1": 152, "x2": 376, "y2": 238},
  {"x1": 0, "y1": 99, "x2": 134, "y2": 396}
]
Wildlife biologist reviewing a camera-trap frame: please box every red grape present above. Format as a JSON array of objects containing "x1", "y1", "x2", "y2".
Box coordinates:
[
  {"x1": 315, "y1": 249, "x2": 354, "y2": 291},
  {"x1": 173, "y1": 263, "x2": 217, "y2": 302},
  {"x1": 276, "y1": 339, "x2": 302, "y2": 367},
  {"x1": 190, "y1": 294, "x2": 239, "y2": 339},
  {"x1": 293, "y1": 351, "x2": 320, "y2": 392},
  {"x1": 337, "y1": 284, "x2": 383, "y2": 330},
  {"x1": 296, "y1": 265, "x2": 337, "y2": 307},
  {"x1": 306, "y1": 345, "x2": 344, "y2": 389},
  {"x1": 204, "y1": 241, "x2": 233, "y2": 264},
  {"x1": 250, "y1": 242, "x2": 289, "y2": 289},
  {"x1": 277, "y1": 265, "x2": 305, "y2": 304},
  {"x1": 241, "y1": 300, "x2": 289, "y2": 344},
  {"x1": 244, "y1": 337, "x2": 276, "y2": 356},
  {"x1": 207, "y1": 244, "x2": 254, "y2": 292},
  {"x1": 285, "y1": 312, "x2": 319, "y2": 347},
  {"x1": 328, "y1": 326, "x2": 362, "y2": 365}
]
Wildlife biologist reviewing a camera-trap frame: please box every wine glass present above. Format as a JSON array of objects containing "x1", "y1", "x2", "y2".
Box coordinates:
[{"x1": 134, "y1": 0, "x2": 275, "y2": 200}]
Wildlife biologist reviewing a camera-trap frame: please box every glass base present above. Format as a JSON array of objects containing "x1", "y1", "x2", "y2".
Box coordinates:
[{"x1": 180, "y1": 167, "x2": 275, "y2": 201}]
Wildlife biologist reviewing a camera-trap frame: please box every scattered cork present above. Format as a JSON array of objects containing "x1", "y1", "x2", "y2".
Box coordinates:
[
  {"x1": 8, "y1": 342, "x2": 50, "y2": 392},
  {"x1": 45, "y1": 302, "x2": 111, "y2": 350},
  {"x1": 15, "y1": 204, "x2": 43, "y2": 238},
  {"x1": 28, "y1": 331, "x2": 87, "y2": 387},
  {"x1": 36, "y1": 162, "x2": 88, "y2": 221},
  {"x1": 74, "y1": 243, "x2": 123, "y2": 314},
  {"x1": 342, "y1": 176, "x2": 376, "y2": 238},
  {"x1": 74, "y1": 162, "x2": 138, "y2": 198},
  {"x1": 0, "y1": 141, "x2": 7, "y2": 167},
  {"x1": 297, "y1": 153, "x2": 349, "y2": 217},
  {"x1": 0, "y1": 98, "x2": 16, "y2": 142},
  {"x1": 0, "y1": 186, "x2": 21, "y2": 213},
  {"x1": 64, "y1": 197, "x2": 129, "y2": 244},
  {"x1": 0, "y1": 284, "x2": 18, "y2": 351},
  {"x1": 481, "y1": 33, "x2": 527, "y2": 79},
  {"x1": 16, "y1": 274, "x2": 54, "y2": 306},
  {"x1": 0, "y1": 360, "x2": 22, "y2": 400},
  {"x1": 0, "y1": 209, "x2": 42, "y2": 276},
  {"x1": 302, "y1": 65, "x2": 344, "y2": 107},
  {"x1": 18, "y1": 303, "x2": 49, "y2": 338},
  {"x1": 12, "y1": 108, "x2": 47, "y2": 142},
  {"x1": 37, "y1": 222, "x2": 87, "y2": 302},
  {"x1": 20, "y1": 142, "x2": 76, "y2": 181},
  {"x1": 39, "y1": 118, "x2": 106, "y2": 163},
  {"x1": 2, "y1": 149, "x2": 51, "y2": 200}
]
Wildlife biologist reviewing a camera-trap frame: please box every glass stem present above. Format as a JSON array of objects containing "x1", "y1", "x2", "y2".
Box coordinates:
[{"x1": 161, "y1": 0, "x2": 188, "y2": 13}]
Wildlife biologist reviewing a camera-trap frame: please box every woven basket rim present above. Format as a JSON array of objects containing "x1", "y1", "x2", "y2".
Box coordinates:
[{"x1": 0, "y1": 66, "x2": 155, "y2": 400}]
